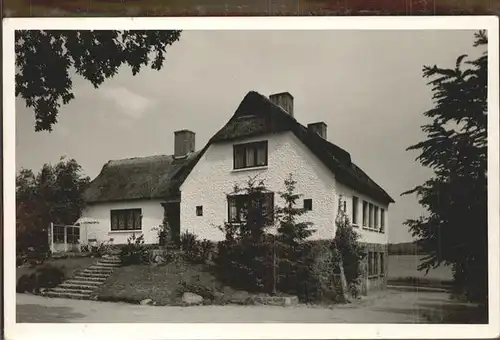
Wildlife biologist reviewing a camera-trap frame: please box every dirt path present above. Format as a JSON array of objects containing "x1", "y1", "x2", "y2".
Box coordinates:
[{"x1": 15, "y1": 288, "x2": 482, "y2": 323}]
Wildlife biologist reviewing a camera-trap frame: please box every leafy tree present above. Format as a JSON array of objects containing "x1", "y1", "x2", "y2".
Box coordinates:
[
  {"x1": 276, "y1": 173, "x2": 316, "y2": 245},
  {"x1": 402, "y1": 31, "x2": 488, "y2": 304},
  {"x1": 16, "y1": 157, "x2": 90, "y2": 253},
  {"x1": 15, "y1": 30, "x2": 181, "y2": 131}
]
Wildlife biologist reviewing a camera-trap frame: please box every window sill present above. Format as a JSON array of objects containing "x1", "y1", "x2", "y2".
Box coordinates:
[
  {"x1": 362, "y1": 227, "x2": 383, "y2": 233},
  {"x1": 232, "y1": 165, "x2": 268, "y2": 173},
  {"x1": 109, "y1": 230, "x2": 143, "y2": 234}
]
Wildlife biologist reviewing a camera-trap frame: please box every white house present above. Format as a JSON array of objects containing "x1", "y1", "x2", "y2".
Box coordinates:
[{"x1": 81, "y1": 91, "x2": 394, "y2": 292}]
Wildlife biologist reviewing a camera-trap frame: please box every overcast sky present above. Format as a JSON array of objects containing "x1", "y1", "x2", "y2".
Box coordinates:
[{"x1": 15, "y1": 29, "x2": 480, "y2": 243}]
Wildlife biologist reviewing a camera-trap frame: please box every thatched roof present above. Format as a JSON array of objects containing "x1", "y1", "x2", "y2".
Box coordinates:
[
  {"x1": 207, "y1": 91, "x2": 394, "y2": 204},
  {"x1": 84, "y1": 91, "x2": 394, "y2": 205},
  {"x1": 83, "y1": 152, "x2": 200, "y2": 203}
]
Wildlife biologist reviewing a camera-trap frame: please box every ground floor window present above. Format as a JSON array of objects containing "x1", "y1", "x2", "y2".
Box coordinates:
[
  {"x1": 53, "y1": 225, "x2": 65, "y2": 243},
  {"x1": 52, "y1": 225, "x2": 80, "y2": 244},
  {"x1": 111, "y1": 209, "x2": 142, "y2": 231},
  {"x1": 380, "y1": 252, "x2": 385, "y2": 276},
  {"x1": 228, "y1": 192, "x2": 274, "y2": 225},
  {"x1": 367, "y1": 251, "x2": 385, "y2": 277},
  {"x1": 66, "y1": 227, "x2": 80, "y2": 244}
]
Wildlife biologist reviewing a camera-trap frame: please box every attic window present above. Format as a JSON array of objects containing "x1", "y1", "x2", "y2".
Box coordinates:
[
  {"x1": 196, "y1": 206, "x2": 203, "y2": 216},
  {"x1": 233, "y1": 141, "x2": 268, "y2": 169}
]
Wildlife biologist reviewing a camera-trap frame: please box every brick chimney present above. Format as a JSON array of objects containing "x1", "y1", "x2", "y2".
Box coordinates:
[
  {"x1": 269, "y1": 92, "x2": 294, "y2": 117},
  {"x1": 174, "y1": 130, "x2": 195, "y2": 158},
  {"x1": 308, "y1": 122, "x2": 327, "y2": 140}
]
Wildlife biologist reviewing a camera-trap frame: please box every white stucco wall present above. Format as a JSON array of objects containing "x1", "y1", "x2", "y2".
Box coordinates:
[
  {"x1": 335, "y1": 182, "x2": 389, "y2": 245},
  {"x1": 80, "y1": 199, "x2": 164, "y2": 245},
  {"x1": 180, "y1": 132, "x2": 337, "y2": 241}
]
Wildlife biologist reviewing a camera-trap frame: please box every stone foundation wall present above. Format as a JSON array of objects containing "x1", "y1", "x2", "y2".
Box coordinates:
[{"x1": 359, "y1": 242, "x2": 388, "y2": 295}]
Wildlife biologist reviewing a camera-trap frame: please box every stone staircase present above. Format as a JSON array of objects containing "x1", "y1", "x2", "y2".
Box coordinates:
[{"x1": 44, "y1": 255, "x2": 121, "y2": 300}]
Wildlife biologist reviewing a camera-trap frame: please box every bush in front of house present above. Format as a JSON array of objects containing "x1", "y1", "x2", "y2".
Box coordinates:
[
  {"x1": 215, "y1": 237, "x2": 274, "y2": 293},
  {"x1": 119, "y1": 234, "x2": 149, "y2": 265},
  {"x1": 180, "y1": 231, "x2": 215, "y2": 264},
  {"x1": 333, "y1": 197, "x2": 365, "y2": 300},
  {"x1": 213, "y1": 174, "x2": 362, "y2": 304},
  {"x1": 16, "y1": 265, "x2": 65, "y2": 294}
]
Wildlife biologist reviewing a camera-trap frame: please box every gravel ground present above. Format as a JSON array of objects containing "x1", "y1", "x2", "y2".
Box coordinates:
[{"x1": 15, "y1": 288, "x2": 484, "y2": 323}]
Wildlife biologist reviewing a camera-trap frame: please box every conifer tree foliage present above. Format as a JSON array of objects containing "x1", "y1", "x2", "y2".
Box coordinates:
[
  {"x1": 276, "y1": 173, "x2": 316, "y2": 245},
  {"x1": 15, "y1": 30, "x2": 181, "y2": 131},
  {"x1": 215, "y1": 175, "x2": 275, "y2": 292},
  {"x1": 402, "y1": 31, "x2": 488, "y2": 304}
]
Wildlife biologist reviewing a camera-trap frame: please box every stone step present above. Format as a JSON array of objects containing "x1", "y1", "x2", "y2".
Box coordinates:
[
  {"x1": 101, "y1": 255, "x2": 121, "y2": 261},
  {"x1": 86, "y1": 266, "x2": 114, "y2": 273},
  {"x1": 64, "y1": 279, "x2": 103, "y2": 287},
  {"x1": 74, "y1": 275, "x2": 107, "y2": 282},
  {"x1": 81, "y1": 270, "x2": 112, "y2": 278},
  {"x1": 50, "y1": 287, "x2": 94, "y2": 295},
  {"x1": 95, "y1": 262, "x2": 121, "y2": 267},
  {"x1": 59, "y1": 282, "x2": 100, "y2": 291},
  {"x1": 45, "y1": 291, "x2": 91, "y2": 300}
]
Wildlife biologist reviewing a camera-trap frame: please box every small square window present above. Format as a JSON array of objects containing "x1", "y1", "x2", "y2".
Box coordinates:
[
  {"x1": 196, "y1": 206, "x2": 203, "y2": 216},
  {"x1": 303, "y1": 199, "x2": 312, "y2": 211}
]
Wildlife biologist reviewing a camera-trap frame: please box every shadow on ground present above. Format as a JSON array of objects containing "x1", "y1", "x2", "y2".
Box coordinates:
[
  {"x1": 17, "y1": 304, "x2": 86, "y2": 323},
  {"x1": 371, "y1": 300, "x2": 487, "y2": 324}
]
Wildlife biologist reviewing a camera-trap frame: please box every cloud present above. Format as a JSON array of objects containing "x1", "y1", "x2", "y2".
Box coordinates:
[{"x1": 99, "y1": 86, "x2": 152, "y2": 119}]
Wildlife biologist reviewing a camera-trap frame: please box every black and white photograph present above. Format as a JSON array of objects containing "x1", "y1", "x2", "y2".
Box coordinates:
[{"x1": 3, "y1": 17, "x2": 499, "y2": 339}]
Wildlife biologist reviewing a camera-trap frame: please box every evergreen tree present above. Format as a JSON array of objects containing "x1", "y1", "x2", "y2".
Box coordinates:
[
  {"x1": 276, "y1": 173, "x2": 315, "y2": 245},
  {"x1": 402, "y1": 31, "x2": 488, "y2": 304}
]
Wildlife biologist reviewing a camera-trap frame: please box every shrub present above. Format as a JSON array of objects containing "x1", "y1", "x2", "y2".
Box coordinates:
[
  {"x1": 180, "y1": 231, "x2": 214, "y2": 264},
  {"x1": 91, "y1": 239, "x2": 114, "y2": 257},
  {"x1": 16, "y1": 265, "x2": 65, "y2": 294},
  {"x1": 36, "y1": 265, "x2": 65, "y2": 289},
  {"x1": 80, "y1": 244, "x2": 90, "y2": 252},
  {"x1": 276, "y1": 240, "x2": 341, "y2": 303},
  {"x1": 152, "y1": 217, "x2": 171, "y2": 247},
  {"x1": 333, "y1": 197, "x2": 365, "y2": 298},
  {"x1": 16, "y1": 253, "x2": 27, "y2": 267},
  {"x1": 215, "y1": 238, "x2": 274, "y2": 293},
  {"x1": 16, "y1": 274, "x2": 37, "y2": 293},
  {"x1": 26, "y1": 248, "x2": 49, "y2": 266},
  {"x1": 119, "y1": 234, "x2": 149, "y2": 265}
]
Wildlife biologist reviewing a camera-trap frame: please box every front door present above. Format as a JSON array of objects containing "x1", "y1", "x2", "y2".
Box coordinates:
[{"x1": 164, "y1": 202, "x2": 181, "y2": 247}]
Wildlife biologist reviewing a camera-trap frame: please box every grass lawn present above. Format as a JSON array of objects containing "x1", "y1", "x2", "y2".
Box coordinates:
[
  {"x1": 16, "y1": 256, "x2": 95, "y2": 282},
  {"x1": 95, "y1": 258, "x2": 247, "y2": 305}
]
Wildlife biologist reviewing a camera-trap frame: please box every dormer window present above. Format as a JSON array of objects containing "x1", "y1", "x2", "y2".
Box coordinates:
[{"x1": 233, "y1": 141, "x2": 268, "y2": 169}]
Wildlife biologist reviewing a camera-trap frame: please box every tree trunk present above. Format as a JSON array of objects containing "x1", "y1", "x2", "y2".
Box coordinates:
[{"x1": 337, "y1": 256, "x2": 350, "y2": 303}]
